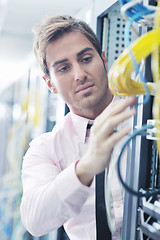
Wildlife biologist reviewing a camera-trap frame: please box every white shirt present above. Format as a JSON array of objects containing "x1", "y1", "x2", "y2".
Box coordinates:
[{"x1": 20, "y1": 100, "x2": 128, "y2": 239}]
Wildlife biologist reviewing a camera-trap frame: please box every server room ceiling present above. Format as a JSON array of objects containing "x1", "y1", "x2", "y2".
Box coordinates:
[{"x1": 0, "y1": 0, "x2": 92, "y2": 91}]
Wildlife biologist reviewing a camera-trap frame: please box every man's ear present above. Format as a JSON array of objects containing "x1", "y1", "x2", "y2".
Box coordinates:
[
  {"x1": 42, "y1": 76, "x2": 57, "y2": 93},
  {"x1": 101, "y1": 51, "x2": 108, "y2": 72}
]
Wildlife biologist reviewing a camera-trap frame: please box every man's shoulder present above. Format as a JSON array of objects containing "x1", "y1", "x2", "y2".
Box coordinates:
[{"x1": 29, "y1": 113, "x2": 72, "y2": 144}]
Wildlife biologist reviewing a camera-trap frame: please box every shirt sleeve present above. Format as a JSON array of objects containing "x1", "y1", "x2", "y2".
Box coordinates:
[{"x1": 20, "y1": 133, "x2": 93, "y2": 237}]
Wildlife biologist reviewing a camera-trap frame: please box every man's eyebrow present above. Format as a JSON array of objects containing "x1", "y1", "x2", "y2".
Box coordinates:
[
  {"x1": 52, "y1": 48, "x2": 94, "y2": 68},
  {"x1": 77, "y1": 47, "x2": 94, "y2": 57},
  {"x1": 52, "y1": 58, "x2": 69, "y2": 68}
]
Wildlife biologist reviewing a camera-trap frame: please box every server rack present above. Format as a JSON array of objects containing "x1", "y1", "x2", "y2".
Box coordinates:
[{"x1": 97, "y1": 1, "x2": 160, "y2": 239}]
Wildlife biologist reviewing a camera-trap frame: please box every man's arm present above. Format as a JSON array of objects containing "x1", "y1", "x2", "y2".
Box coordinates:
[{"x1": 20, "y1": 133, "x2": 93, "y2": 237}]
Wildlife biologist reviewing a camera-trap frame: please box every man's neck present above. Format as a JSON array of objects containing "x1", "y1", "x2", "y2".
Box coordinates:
[{"x1": 71, "y1": 93, "x2": 114, "y2": 120}]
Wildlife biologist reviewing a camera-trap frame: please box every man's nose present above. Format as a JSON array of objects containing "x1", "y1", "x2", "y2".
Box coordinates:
[{"x1": 73, "y1": 63, "x2": 86, "y2": 81}]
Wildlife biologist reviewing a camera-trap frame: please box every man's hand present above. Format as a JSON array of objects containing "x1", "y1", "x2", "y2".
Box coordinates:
[{"x1": 75, "y1": 96, "x2": 137, "y2": 186}]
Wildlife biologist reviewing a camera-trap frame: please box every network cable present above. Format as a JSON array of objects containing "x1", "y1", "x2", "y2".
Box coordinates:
[
  {"x1": 108, "y1": 27, "x2": 160, "y2": 97},
  {"x1": 116, "y1": 124, "x2": 160, "y2": 197},
  {"x1": 124, "y1": 9, "x2": 155, "y2": 105},
  {"x1": 119, "y1": 0, "x2": 155, "y2": 22},
  {"x1": 105, "y1": 124, "x2": 153, "y2": 234},
  {"x1": 109, "y1": 1, "x2": 158, "y2": 100}
]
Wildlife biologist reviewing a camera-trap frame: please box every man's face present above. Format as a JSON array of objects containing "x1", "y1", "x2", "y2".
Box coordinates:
[{"x1": 45, "y1": 31, "x2": 110, "y2": 117}]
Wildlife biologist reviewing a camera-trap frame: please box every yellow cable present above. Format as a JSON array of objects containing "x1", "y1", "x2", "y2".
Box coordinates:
[{"x1": 109, "y1": 28, "x2": 160, "y2": 96}]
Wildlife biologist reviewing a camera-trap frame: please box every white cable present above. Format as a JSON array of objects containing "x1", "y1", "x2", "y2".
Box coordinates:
[
  {"x1": 104, "y1": 135, "x2": 128, "y2": 233},
  {"x1": 104, "y1": 162, "x2": 117, "y2": 233}
]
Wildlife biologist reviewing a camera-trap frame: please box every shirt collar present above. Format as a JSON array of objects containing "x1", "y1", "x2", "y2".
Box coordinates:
[{"x1": 70, "y1": 112, "x2": 94, "y2": 143}]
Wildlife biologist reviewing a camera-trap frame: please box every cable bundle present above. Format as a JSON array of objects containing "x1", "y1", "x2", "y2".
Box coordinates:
[{"x1": 108, "y1": 27, "x2": 160, "y2": 97}]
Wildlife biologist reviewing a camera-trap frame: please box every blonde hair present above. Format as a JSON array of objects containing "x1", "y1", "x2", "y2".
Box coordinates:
[{"x1": 33, "y1": 15, "x2": 102, "y2": 78}]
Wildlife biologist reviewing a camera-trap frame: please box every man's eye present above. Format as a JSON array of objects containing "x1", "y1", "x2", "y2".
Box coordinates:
[
  {"x1": 58, "y1": 65, "x2": 70, "y2": 72},
  {"x1": 82, "y1": 56, "x2": 92, "y2": 63}
]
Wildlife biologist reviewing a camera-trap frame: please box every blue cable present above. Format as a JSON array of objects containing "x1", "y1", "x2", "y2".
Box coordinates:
[
  {"x1": 117, "y1": 124, "x2": 160, "y2": 197},
  {"x1": 125, "y1": 9, "x2": 153, "y2": 105},
  {"x1": 119, "y1": 0, "x2": 154, "y2": 21}
]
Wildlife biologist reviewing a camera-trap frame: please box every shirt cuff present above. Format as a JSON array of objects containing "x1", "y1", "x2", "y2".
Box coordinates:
[{"x1": 54, "y1": 161, "x2": 94, "y2": 208}]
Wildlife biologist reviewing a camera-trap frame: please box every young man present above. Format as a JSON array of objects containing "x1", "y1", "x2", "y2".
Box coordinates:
[{"x1": 20, "y1": 15, "x2": 136, "y2": 239}]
